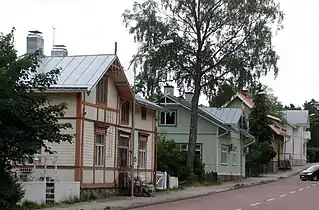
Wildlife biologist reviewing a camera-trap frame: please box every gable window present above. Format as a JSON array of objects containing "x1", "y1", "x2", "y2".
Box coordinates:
[
  {"x1": 121, "y1": 101, "x2": 130, "y2": 124},
  {"x1": 159, "y1": 111, "x2": 176, "y2": 126},
  {"x1": 97, "y1": 77, "x2": 107, "y2": 104},
  {"x1": 95, "y1": 132, "x2": 105, "y2": 166},
  {"x1": 138, "y1": 136, "x2": 147, "y2": 168},
  {"x1": 141, "y1": 107, "x2": 147, "y2": 120},
  {"x1": 221, "y1": 144, "x2": 229, "y2": 165},
  {"x1": 118, "y1": 135, "x2": 129, "y2": 168}
]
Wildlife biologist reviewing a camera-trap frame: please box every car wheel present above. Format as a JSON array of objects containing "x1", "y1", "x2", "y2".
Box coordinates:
[{"x1": 313, "y1": 175, "x2": 318, "y2": 181}]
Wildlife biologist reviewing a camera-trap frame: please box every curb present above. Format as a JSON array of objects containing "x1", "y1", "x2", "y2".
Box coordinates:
[{"x1": 116, "y1": 169, "x2": 306, "y2": 210}]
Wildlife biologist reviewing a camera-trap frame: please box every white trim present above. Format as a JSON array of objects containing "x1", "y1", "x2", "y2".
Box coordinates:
[
  {"x1": 221, "y1": 144, "x2": 229, "y2": 165},
  {"x1": 119, "y1": 133, "x2": 130, "y2": 138}
]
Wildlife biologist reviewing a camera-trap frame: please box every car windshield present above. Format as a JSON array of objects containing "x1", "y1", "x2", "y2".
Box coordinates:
[{"x1": 306, "y1": 166, "x2": 319, "y2": 172}]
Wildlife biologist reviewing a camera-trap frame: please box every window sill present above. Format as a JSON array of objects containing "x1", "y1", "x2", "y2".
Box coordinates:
[{"x1": 221, "y1": 163, "x2": 228, "y2": 166}]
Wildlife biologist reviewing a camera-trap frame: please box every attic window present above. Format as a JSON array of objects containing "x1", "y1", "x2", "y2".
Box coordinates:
[
  {"x1": 97, "y1": 77, "x2": 107, "y2": 104},
  {"x1": 159, "y1": 110, "x2": 176, "y2": 126}
]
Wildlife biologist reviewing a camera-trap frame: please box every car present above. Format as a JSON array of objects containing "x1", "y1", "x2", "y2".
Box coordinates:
[{"x1": 300, "y1": 165, "x2": 319, "y2": 181}]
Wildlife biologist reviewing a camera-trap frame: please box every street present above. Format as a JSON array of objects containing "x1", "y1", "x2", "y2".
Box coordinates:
[{"x1": 134, "y1": 175, "x2": 319, "y2": 210}]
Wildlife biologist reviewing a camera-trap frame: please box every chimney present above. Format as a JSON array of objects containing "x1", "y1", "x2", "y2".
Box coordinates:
[
  {"x1": 185, "y1": 92, "x2": 193, "y2": 103},
  {"x1": 241, "y1": 88, "x2": 248, "y2": 97},
  {"x1": 27, "y1": 30, "x2": 44, "y2": 55},
  {"x1": 51, "y1": 45, "x2": 68, "y2": 57},
  {"x1": 164, "y1": 85, "x2": 174, "y2": 96}
]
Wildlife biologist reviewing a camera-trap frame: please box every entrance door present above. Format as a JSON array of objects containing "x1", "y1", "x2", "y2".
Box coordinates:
[{"x1": 118, "y1": 135, "x2": 129, "y2": 188}]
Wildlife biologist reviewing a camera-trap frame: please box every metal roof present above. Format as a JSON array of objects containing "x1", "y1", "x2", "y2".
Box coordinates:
[
  {"x1": 37, "y1": 54, "x2": 117, "y2": 91},
  {"x1": 136, "y1": 95, "x2": 163, "y2": 111},
  {"x1": 202, "y1": 107, "x2": 243, "y2": 124},
  {"x1": 282, "y1": 110, "x2": 310, "y2": 128}
]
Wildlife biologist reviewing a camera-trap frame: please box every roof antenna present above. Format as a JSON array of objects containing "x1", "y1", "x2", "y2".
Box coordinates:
[{"x1": 52, "y1": 26, "x2": 56, "y2": 47}]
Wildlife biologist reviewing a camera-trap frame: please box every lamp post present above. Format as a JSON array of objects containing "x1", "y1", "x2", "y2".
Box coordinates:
[{"x1": 128, "y1": 39, "x2": 174, "y2": 197}]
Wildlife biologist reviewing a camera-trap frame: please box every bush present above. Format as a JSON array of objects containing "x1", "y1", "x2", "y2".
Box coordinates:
[
  {"x1": 157, "y1": 135, "x2": 205, "y2": 181},
  {"x1": 0, "y1": 167, "x2": 24, "y2": 210}
]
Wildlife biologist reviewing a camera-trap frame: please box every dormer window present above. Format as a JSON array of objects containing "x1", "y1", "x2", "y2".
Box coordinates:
[
  {"x1": 97, "y1": 77, "x2": 107, "y2": 104},
  {"x1": 121, "y1": 101, "x2": 130, "y2": 125}
]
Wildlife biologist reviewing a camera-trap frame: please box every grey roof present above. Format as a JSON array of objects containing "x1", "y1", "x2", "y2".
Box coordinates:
[
  {"x1": 37, "y1": 54, "x2": 116, "y2": 91},
  {"x1": 282, "y1": 110, "x2": 310, "y2": 127},
  {"x1": 136, "y1": 95, "x2": 163, "y2": 110},
  {"x1": 202, "y1": 107, "x2": 243, "y2": 124},
  {"x1": 35, "y1": 54, "x2": 161, "y2": 110}
]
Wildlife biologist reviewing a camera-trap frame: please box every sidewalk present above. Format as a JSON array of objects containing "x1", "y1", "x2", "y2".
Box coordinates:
[{"x1": 42, "y1": 164, "x2": 313, "y2": 210}]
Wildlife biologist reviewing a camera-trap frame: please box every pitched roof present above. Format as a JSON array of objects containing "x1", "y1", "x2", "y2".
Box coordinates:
[
  {"x1": 37, "y1": 54, "x2": 117, "y2": 91},
  {"x1": 36, "y1": 54, "x2": 161, "y2": 110},
  {"x1": 222, "y1": 93, "x2": 254, "y2": 108},
  {"x1": 164, "y1": 95, "x2": 228, "y2": 129},
  {"x1": 282, "y1": 110, "x2": 310, "y2": 128},
  {"x1": 202, "y1": 107, "x2": 243, "y2": 124}
]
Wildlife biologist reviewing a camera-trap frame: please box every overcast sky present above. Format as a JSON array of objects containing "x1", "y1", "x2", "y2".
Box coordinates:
[{"x1": 0, "y1": 0, "x2": 317, "y2": 107}]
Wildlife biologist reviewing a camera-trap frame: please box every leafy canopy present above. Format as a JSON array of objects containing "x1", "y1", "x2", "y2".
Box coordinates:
[
  {"x1": 0, "y1": 29, "x2": 73, "y2": 166},
  {"x1": 123, "y1": 0, "x2": 284, "y2": 173}
]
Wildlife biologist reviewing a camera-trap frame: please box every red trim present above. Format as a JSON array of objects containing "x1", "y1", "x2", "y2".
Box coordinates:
[
  {"x1": 75, "y1": 93, "x2": 82, "y2": 182},
  {"x1": 80, "y1": 93, "x2": 86, "y2": 183}
]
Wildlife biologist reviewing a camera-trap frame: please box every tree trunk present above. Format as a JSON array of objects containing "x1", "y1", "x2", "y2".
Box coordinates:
[{"x1": 186, "y1": 79, "x2": 201, "y2": 175}]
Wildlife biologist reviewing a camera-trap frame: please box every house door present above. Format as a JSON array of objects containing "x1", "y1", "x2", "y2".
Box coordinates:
[{"x1": 118, "y1": 135, "x2": 130, "y2": 188}]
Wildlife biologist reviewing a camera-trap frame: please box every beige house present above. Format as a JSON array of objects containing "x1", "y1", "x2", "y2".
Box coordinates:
[{"x1": 15, "y1": 53, "x2": 161, "y2": 193}]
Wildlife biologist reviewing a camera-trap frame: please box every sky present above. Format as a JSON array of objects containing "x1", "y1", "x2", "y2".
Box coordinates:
[{"x1": 0, "y1": 0, "x2": 317, "y2": 107}]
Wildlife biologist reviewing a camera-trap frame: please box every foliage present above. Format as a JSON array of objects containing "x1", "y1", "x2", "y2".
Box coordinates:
[
  {"x1": 123, "y1": 0, "x2": 284, "y2": 174},
  {"x1": 208, "y1": 82, "x2": 235, "y2": 107},
  {"x1": 249, "y1": 91, "x2": 274, "y2": 144},
  {"x1": 0, "y1": 29, "x2": 73, "y2": 207},
  {"x1": 0, "y1": 166, "x2": 24, "y2": 210},
  {"x1": 247, "y1": 91, "x2": 276, "y2": 175},
  {"x1": 284, "y1": 104, "x2": 302, "y2": 110},
  {"x1": 304, "y1": 99, "x2": 319, "y2": 148},
  {"x1": 157, "y1": 135, "x2": 205, "y2": 181}
]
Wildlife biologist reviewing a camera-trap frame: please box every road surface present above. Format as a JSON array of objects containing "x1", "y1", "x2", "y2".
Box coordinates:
[{"x1": 134, "y1": 175, "x2": 319, "y2": 210}]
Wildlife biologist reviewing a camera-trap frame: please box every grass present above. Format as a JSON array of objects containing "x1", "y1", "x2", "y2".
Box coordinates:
[{"x1": 19, "y1": 196, "x2": 83, "y2": 209}]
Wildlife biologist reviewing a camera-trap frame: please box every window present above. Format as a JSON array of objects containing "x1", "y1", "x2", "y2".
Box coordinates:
[
  {"x1": 121, "y1": 101, "x2": 130, "y2": 124},
  {"x1": 159, "y1": 111, "x2": 176, "y2": 126},
  {"x1": 95, "y1": 133, "x2": 105, "y2": 166},
  {"x1": 97, "y1": 77, "x2": 107, "y2": 104},
  {"x1": 179, "y1": 143, "x2": 202, "y2": 159},
  {"x1": 221, "y1": 145, "x2": 229, "y2": 165},
  {"x1": 141, "y1": 107, "x2": 147, "y2": 120},
  {"x1": 138, "y1": 136, "x2": 147, "y2": 168},
  {"x1": 118, "y1": 135, "x2": 129, "y2": 168}
]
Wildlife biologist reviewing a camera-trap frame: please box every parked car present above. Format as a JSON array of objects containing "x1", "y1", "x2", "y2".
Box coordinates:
[{"x1": 300, "y1": 165, "x2": 319, "y2": 181}]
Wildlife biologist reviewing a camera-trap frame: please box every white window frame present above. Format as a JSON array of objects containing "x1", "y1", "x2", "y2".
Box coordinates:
[
  {"x1": 159, "y1": 111, "x2": 177, "y2": 126},
  {"x1": 95, "y1": 133, "x2": 105, "y2": 167},
  {"x1": 221, "y1": 144, "x2": 229, "y2": 165},
  {"x1": 138, "y1": 136, "x2": 147, "y2": 169}
]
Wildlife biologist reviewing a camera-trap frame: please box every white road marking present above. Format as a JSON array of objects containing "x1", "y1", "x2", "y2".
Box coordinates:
[
  {"x1": 266, "y1": 198, "x2": 275, "y2": 202},
  {"x1": 299, "y1": 188, "x2": 304, "y2": 191},
  {"x1": 250, "y1": 203, "x2": 260, "y2": 207},
  {"x1": 280, "y1": 194, "x2": 286, "y2": 197},
  {"x1": 312, "y1": 184, "x2": 316, "y2": 186},
  {"x1": 235, "y1": 208, "x2": 241, "y2": 210},
  {"x1": 307, "y1": 186, "x2": 311, "y2": 188},
  {"x1": 290, "y1": 191, "x2": 296, "y2": 194}
]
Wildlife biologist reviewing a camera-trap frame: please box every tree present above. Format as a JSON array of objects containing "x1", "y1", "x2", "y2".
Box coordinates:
[
  {"x1": 304, "y1": 99, "x2": 319, "y2": 148},
  {"x1": 0, "y1": 29, "x2": 73, "y2": 208},
  {"x1": 284, "y1": 104, "x2": 302, "y2": 110},
  {"x1": 247, "y1": 91, "x2": 276, "y2": 175},
  {"x1": 123, "y1": 0, "x2": 284, "y2": 174},
  {"x1": 208, "y1": 82, "x2": 235, "y2": 107}
]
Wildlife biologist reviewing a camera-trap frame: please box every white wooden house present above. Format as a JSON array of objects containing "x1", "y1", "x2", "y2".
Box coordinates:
[{"x1": 15, "y1": 53, "x2": 161, "y2": 194}]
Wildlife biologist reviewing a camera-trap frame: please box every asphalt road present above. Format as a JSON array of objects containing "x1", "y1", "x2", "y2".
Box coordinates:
[{"x1": 134, "y1": 175, "x2": 319, "y2": 210}]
